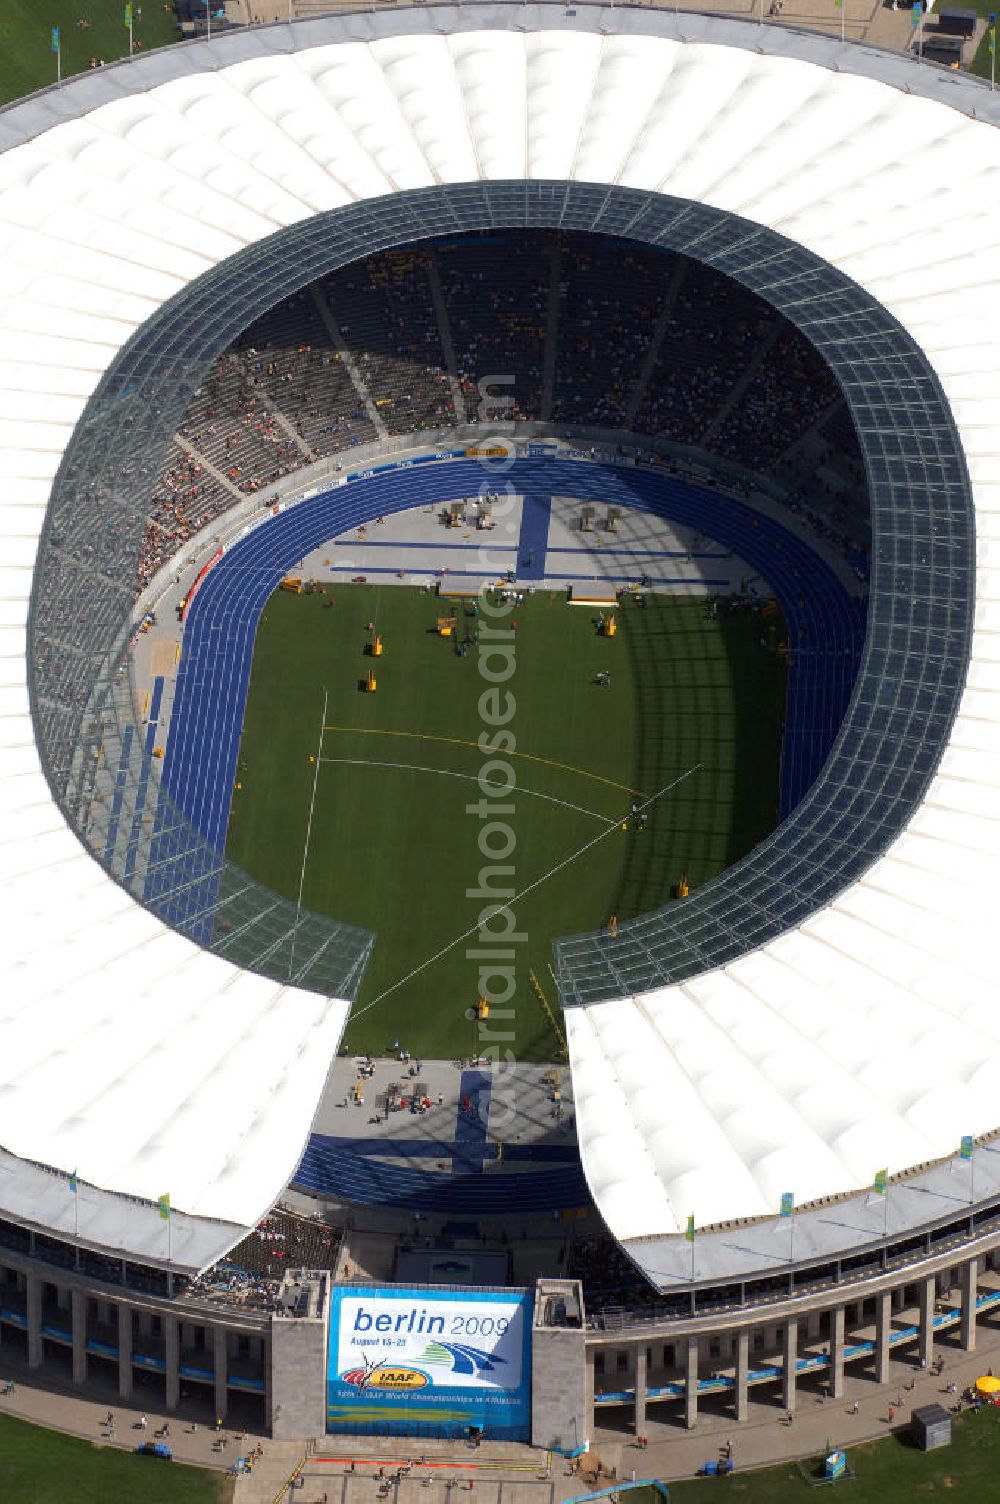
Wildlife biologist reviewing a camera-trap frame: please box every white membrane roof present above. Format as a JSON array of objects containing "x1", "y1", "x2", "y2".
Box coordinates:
[{"x1": 3, "y1": 7, "x2": 1000, "y2": 1264}]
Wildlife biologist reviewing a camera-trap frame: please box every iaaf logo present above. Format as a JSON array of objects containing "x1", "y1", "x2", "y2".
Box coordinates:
[
  {"x1": 342, "y1": 1362, "x2": 429, "y2": 1392},
  {"x1": 342, "y1": 1341, "x2": 506, "y2": 1391}
]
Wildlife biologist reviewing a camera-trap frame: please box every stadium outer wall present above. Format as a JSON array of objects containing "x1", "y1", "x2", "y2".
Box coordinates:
[{"x1": 4, "y1": 1215, "x2": 1000, "y2": 1443}]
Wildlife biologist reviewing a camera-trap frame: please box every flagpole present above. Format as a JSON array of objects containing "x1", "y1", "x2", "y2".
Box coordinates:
[
  {"x1": 918, "y1": 1, "x2": 924, "y2": 63},
  {"x1": 991, "y1": 16, "x2": 997, "y2": 92},
  {"x1": 842, "y1": 0, "x2": 846, "y2": 44}
]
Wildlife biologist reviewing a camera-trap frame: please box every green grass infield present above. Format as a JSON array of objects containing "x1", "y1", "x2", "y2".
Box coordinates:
[{"x1": 224, "y1": 585, "x2": 786, "y2": 1060}]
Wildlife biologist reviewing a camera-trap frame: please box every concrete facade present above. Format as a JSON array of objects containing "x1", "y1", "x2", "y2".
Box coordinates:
[
  {"x1": 269, "y1": 1273, "x2": 330, "y2": 1440},
  {"x1": 1, "y1": 1225, "x2": 1000, "y2": 1445},
  {"x1": 530, "y1": 1281, "x2": 587, "y2": 1452},
  {"x1": 0, "y1": 1248, "x2": 269, "y2": 1426}
]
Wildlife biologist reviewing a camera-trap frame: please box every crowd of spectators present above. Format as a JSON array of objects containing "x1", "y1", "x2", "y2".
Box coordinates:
[
  {"x1": 566, "y1": 1233, "x2": 666, "y2": 1320},
  {"x1": 114, "y1": 230, "x2": 869, "y2": 605},
  {"x1": 136, "y1": 451, "x2": 228, "y2": 593},
  {"x1": 550, "y1": 235, "x2": 668, "y2": 426},
  {"x1": 439, "y1": 231, "x2": 551, "y2": 419},
  {"x1": 322, "y1": 248, "x2": 456, "y2": 432},
  {"x1": 177, "y1": 354, "x2": 311, "y2": 495},
  {"x1": 714, "y1": 325, "x2": 842, "y2": 472},
  {"x1": 632, "y1": 260, "x2": 773, "y2": 447},
  {"x1": 183, "y1": 1210, "x2": 343, "y2": 1313},
  {"x1": 234, "y1": 290, "x2": 379, "y2": 456}
]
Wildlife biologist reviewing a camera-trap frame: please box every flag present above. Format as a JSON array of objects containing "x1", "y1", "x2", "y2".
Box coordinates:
[
  {"x1": 961, "y1": 1134, "x2": 974, "y2": 1161},
  {"x1": 873, "y1": 1168, "x2": 888, "y2": 1195},
  {"x1": 50, "y1": 26, "x2": 60, "y2": 53},
  {"x1": 834, "y1": 0, "x2": 843, "y2": 7},
  {"x1": 911, "y1": 0, "x2": 922, "y2": 24},
  {"x1": 685, "y1": 1214, "x2": 696, "y2": 1242},
  {"x1": 157, "y1": 1192, "x2": 171, "y2": 1220},
  {"x1": 989, "y1": 17, "x2": 996, "y2": 55},
  {"x1": 68, "y1": 1169, "x2": 78, "y2": 1195},
  {"x1": 780, "y1": 1191, "x2": 795, "y2": 1218},
  {"x1": 124, "y1": 3, "x2": 133, "y2": 25}
]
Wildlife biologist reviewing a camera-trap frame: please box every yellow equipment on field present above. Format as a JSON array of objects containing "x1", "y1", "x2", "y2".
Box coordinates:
[
  {"x1": 436, "y1": 616, "x2": 457, "y2": 637},
  {"x1": 601, "y1": 613, "x2": 617, "y2": 637},
  {"x1": 363, "y1": 669, "x2": 377, "y2": 693},
  {"x1": 677, "y1": 875, "x2": 690, "y2": 899},
  {"x1": 370, "y1": 633, "x2": 383, "y2": 656},
  {"x1": 280, "y1": 576, "x2": 303, "y2": 594},
  {"x1": 475, "y1": 997, "x2": 490, "y2": 1021}
]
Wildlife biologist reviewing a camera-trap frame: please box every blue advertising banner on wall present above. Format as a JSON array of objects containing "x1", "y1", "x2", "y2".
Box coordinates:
[{"x1": 326, "y1": 1286, "x2": 531, "y2": 1439}]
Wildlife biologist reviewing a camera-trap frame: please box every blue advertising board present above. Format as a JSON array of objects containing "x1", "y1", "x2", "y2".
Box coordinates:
[{"x1": 326, "y1": 1285, "x2": 531, "y2": 1439}]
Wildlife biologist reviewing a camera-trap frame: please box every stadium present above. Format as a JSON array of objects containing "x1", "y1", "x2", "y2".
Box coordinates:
[{"x1": 3, "y1": 0, "x2": 1000, "y2": 1467}]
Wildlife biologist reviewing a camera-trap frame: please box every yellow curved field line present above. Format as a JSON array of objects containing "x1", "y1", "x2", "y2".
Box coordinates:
[{"x1": 323, "y1": 723, "x2": 644, "y2": 796}]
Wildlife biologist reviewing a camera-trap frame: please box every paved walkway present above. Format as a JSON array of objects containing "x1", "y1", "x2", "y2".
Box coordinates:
[
  {"x1": 0, "y1": 1353, "x2": 300, "y2": 1488},
  {"x1": 590, "y1": 1326, "x2": 1000, "y2": 1484},
  {"x1": 237, "y1": 0, "x2": 920, "y2": 56}
]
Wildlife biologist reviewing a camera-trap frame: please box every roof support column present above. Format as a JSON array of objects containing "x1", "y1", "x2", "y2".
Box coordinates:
[
  {"x1": 214, "y1": 1326, "x2": 228, "y2": 1426},
  {"x1": 71, "y1": 1287, "x2": 88, "y2": 1386},
  {"x1": 26, "y1": 1273, "x2": 42, "y2": 1370},
  {"x1": 684, "y1": 1335, "x2": 698, "y2": 1430},
  {"x1": 960, "y1": 1258, "x2": 978, "y2": 1353},
  {"x1": 735, "y1": 1326, "x2": 750, "y2": 1422},
  {"x1": 165, "y1": 1314, "x2": 180, "y2": 1411},
  {"x1": 829, "y1": 1305, "x2": 845, "y2": 1400},
  {"x1": 782, "y1": 1318, "x2": 798, "y2": 1415},
  {"x1": 918, "y1": 1276, "x2": 935, "y2": 1371},
  {"x1": 874, "y1": 1291, "x2": 891, "y2": 1385},
  {"x1": 118, "y1": 1302, "x2": 133, "y2": 1402}
]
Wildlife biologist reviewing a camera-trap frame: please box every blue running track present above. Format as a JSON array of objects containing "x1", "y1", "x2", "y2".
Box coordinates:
[
  {"x1": 516, "y1": 495, "x2": 551, "y2": 579},
  {"x1": 294, "y1": 1133, "x2": 592, "y2": 1213},
  {"x1": 455, "y1": 1069, "x2": 492, "y2": 1173},
  {"x1": 159, "y1": 457, "x2": 863, "y2": 857}
]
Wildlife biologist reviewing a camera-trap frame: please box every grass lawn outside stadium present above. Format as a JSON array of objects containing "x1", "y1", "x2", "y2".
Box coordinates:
[
  {"x1": 658, "y1": 1407, "x2": 1000, "y2": 1500},
  {"x1": 0, "y1": 1411, "x2": 232, "y2": 1504},
  {"x1": 0, "y1": 1, "x2": 180, "y2": 107},
  {"x1": 224, "y1": 584, "x2": 787, "y2": 1060}
]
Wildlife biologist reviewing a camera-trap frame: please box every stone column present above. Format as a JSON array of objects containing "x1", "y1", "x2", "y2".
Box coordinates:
[
  {"x1": 26, "y1": 1273, "x2": 43, "y2": 1370},
  {"x1": 918, "y1": 1276, "x2": 935, "y2": 1371},
  {"x1": 782, "y1": 1318, "x2": 798, "y2": 1414},
  {"x1": 584, "y1": 1347, "x2": 595, "y2": 1444},
  {"x1": 684, "y1": 1335, "x2": 698, "y2": 1430},
  {"x1": 118, "y1": 1303, "x2": 133, "y2": 1402},
  {"x1": 960, "y1": 1258, "x2": 978, "y2": 1353},
  {"x1": 874, "y1": 1290, "x2": 892, "y2": 1385},
  {"x1": 71, "y1": 1287, "x2": 88, "y2": 1386},
  {"x1": 165, "y1": 1315, "x2": 180, "y2": 1411},
  {"x1": 214, "y1": 1326, "x2": 228, "y2": 1426},
  {"x1": 735, "y1": 1326, "x2": 750, "y2": 1422},
  {"x1": 829, "y1": 1306, "x2": 846, "y2": 1400}
]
